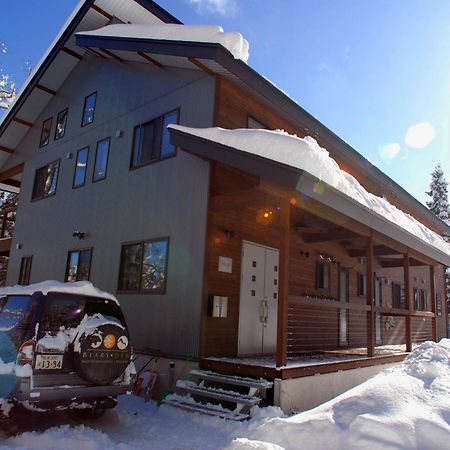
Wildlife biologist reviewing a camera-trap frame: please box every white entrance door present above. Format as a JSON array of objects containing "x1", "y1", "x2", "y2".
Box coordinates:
[
  {"x1": 339, "y1": 267, "x2": 348, "y2": 346},
  {"x1": 375, "y1": 277, "x2": 382, "y2": 344},
  {"x1": 238, "y1": 241, "x2": 279, "y2": 355}
]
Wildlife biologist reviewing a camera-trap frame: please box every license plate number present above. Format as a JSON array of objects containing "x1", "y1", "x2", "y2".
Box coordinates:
[{"x1": 35, "y1": 354, "x2": 63, "y2": 370}]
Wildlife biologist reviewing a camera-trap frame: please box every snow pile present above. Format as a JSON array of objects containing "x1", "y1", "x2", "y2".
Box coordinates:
[
  {"x1": 169, "y1": 125, "x2": 450, "y2": 257},
  {"x1": 78, "y1": 24, "x2": 250, "y2": 62},
  {"x1": 0, "y1": 280, "x2": 119, "y2": 304}
]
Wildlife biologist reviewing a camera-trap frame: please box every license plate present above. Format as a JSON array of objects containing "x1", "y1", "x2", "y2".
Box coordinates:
[{"x1": 35, "y1": 354, "x2": 63, "y2": 370}]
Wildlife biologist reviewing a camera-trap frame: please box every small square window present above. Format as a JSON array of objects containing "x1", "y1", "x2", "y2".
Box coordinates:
[
  {"x1": 118, "y1": 238, "x2": 169, "y2": 294},
  {"x1": 39, "y1": 117, "x2": 52, "y2": 148},
  {"x1": 251, "y1": 275, "x2": 256, "y2": 282},
  {"x1": 32, "y1": 160, "x2": 60, "y2": 201},
  {"x1": 73, "y1": 147, "x2": 89, "y2": 189},
  {"x1": 251, "y1": 290, "x2": 256, "y2": 296},
  {"x1": 252, "y1": 261, "x2": 257, "y2": 268},
  {"x1": 55, "y1": 108, "x2": 68, "y2": 140},
  {"x1": 93, "y1": 137, "x2": 110, "y2": 182},
  {"x1": 65, "y1": 248, "x2": 92, "y2": 282},
  {"x1": 81, "y1": 92, "x2": 97, "y2": 127}
]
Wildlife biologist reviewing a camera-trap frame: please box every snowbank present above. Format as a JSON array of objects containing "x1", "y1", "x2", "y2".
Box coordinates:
[
  {"x1": 78, "y1": 24, "x2": 250, "y2": 62},
  {"x1": 1, "y1": 340, "x2": 449, "y2": 449},
  {"x1": 0, "y1": 280, "x2": 118, "y2": 304},
  {"x1": 169, "y1": 125, "x2": 450, "y2": 257}
]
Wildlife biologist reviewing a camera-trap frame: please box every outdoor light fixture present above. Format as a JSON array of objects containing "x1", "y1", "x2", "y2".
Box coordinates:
[{"x1": 72, "y1": 230, "x2": 85, "y2": 240}]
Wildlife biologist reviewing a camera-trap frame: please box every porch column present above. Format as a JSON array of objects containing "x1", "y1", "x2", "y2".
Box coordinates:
[
  {"x1": 404, "y1": 252, "x2": 412, "y2": 352},
  {"x1": 430, "y1": 265, "x2": 437, "y2": 342},
  {"x1": 366, "y1": 233, "x2": 375, "y2": 357},
  {"x1": 276, "y1": 197, "x2": 291, "y2": 367}
]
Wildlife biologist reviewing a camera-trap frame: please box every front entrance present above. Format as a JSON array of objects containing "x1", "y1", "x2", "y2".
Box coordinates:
[{"x1": 238, "y1": 241, "x2": 279, "y2": 355}]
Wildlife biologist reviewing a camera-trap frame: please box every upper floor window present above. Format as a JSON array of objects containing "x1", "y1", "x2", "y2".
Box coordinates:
[
  {"x1": 118, "y1": 237, "x2": 169, "y2": 294},
  {"x1": 93, "y1": 137, "x2": 110, "y2": 182},
  {"x1": 316, "y1": 261, "x2": 330, "y2": 290},
  {"x1": 55, "y1": 108, "x2": 68, "y2": 140},
  {"x1": 357, "y1": 272, "x2": 367, "y2": 296},
  {"x1": 131, "y1": 109, "x2": 179, "y2": 169},
  {"x1": 39, "y1": 117, "x2": 52, "y2": 148},
  {"x1": 32, "y1": 160, "x2": 60, "y2": 201},
  {"x1": 65, "y1": 248, "x2": 92, "y2": 282},
  {"x1": 73, "y1": 147, "x2": 89, "y2": 189},
  {"x1": 81, "y1": 92, "x2": 97, "y2": 127},
  {"x1": 392, "y1": 282, "x2": 405, "y2": 309}
]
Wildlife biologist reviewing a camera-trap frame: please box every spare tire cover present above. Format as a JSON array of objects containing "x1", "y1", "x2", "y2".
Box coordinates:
[{"x1": 73, "y1": 323, "x2": 131, "y2": 385}]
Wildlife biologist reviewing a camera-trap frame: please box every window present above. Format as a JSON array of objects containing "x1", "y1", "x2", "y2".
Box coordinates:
[
  {"x1": 392, "y1": 282, "x2": 405, "y2": 309},
  {"x1": 131, "y1": 109, "x2": 179, "y2": 168},
  {"x1": 247, "y1": 116, "x2": 268, "y2": 129},
  {"x1": 73, "y1": 147, "x2": 89, "y2": 188},
  {"x1": 55, "y1": 108, "x2": 68, "y2": 140},
  {"x1": 357, "y1": 272, "x2": 367, "y2": 296},
  {"x1": 65, "y1": 248, "x2": 92, "y2": 282},
  {"x1": 39, "y1": 117, "x2": 52, "y2": 147},
  {"x1": 81, "y1": 92, "x2": 97, "y2": 127},
  {"x1": 118, "y1": 237, "x2": 169, "y2": 293},
  {"x1": 420, "y1": 289, "x2": 428, "y2": 311},
  {"x1": 93, "y1": 138, "x2": 110, "y2": 182},
  {"x1": 413, "y1": 288, "x2": 420, "y2": 310},
  {"x1": 32, "y1": 160, "x2": 60, "y2": 201},
  {"x1": 316, "y1": 261, "x2": 330, "y2": 290},
  {"x1": 18, "y1": 256, "x2": 32, "y2": 285}
]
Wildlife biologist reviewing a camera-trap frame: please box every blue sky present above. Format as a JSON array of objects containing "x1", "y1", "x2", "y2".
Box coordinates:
[{"x1": 1, "y1": 0, "x2": 450, "y2": 204}]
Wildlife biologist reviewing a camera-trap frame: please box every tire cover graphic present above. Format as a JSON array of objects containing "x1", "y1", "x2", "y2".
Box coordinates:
[{"x1": 73, "y1": 324, "x2": 131, "y2": 385}]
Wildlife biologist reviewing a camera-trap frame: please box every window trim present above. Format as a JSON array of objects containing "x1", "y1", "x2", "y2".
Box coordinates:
[
  {"x1": 31, "y1": 159, "x2": 60, "y2": 202},
  {"x1": 92, "y1": 137, "x2": 110, "y2": 183},
  {"x1": 54, "y1": 108, "x2": 68, "y2": 141},
  {"x1": 81, "y1": 91, "x2": 97, "y2": 127},
  {"x1": 65, "y1": 247, "x2": 93, "y2": 282},
  {"x1": 18, "y1": 255, "x2": 33, "y2": 286},
  {"x1": 117, "y1": 236, "x2": 170, "y2": 295},
  {"x1": 130, "y1": 108, "x2": 180, "y2": 171},
  {"x1": 72, "y1": 146, "x2": 90, "y2": 189},
  {"x1": 39, "y1": 117, "x2": 52, "y2": 148}
]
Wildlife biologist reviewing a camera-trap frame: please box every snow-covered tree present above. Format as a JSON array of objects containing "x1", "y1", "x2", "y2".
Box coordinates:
[{"x1": 426, "y1": 164, "x2": 450, "y2": 223}]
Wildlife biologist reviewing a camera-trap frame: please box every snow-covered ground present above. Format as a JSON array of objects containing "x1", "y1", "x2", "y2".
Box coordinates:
[{"x1": 1, "y1": 339, "x2": 450, "y2": 449}]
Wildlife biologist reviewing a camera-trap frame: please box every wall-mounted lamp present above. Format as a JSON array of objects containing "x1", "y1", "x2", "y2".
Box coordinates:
[{"x1": 72, "y1": 230, "x2": 85, "y2": 240}]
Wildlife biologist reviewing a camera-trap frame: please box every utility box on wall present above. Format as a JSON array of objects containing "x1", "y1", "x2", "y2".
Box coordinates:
[{"x1": 208, "y1": 295, "x2": 228, "y2": 318}]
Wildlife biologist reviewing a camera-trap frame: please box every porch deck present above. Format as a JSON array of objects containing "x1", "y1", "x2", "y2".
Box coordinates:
[{"x1": 201, "y1": 346, "x2": 408, "y2": 380}]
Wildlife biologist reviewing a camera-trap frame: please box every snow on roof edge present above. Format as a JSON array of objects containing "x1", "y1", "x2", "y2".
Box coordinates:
[
  {"x1": 77, "y1": 23, "x2": 250, "y2": 63},
  {"x1": 169, "y1": 125, "x2": 450, "y2": 260}
]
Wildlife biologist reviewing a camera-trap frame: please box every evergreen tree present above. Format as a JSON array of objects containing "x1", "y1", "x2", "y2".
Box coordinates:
[{"x1": 426, "y1": 164, "x2": 450, "y2": 223}]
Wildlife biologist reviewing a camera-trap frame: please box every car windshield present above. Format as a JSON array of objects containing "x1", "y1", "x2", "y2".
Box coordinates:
[{"x1": 0, "y1": 295, "x2": 32, "y2": 331}]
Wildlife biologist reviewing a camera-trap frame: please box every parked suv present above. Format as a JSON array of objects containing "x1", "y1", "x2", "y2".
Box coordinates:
[{"x1": 0, "y1": 281, "x2": 134, "y2": 418}]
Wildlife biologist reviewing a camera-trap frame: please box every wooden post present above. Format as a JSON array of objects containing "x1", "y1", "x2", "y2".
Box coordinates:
[
  {"x1": 276, "y1": 197, "x2": 290, "y2": 367},
  {"x1": 366, "y1": 233, "x2": 375, "y2": 357},
  {"x1": 404, "y1": 252, "x2": 412, "y2": 352},
  {"x1": 430, "y1": 265, "x2": 437, "y2": 342}
]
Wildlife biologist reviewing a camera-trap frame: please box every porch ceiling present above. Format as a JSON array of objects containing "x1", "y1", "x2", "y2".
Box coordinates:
[{"x1": 169, "y1": 126, "x2": 450, "y2": 267}]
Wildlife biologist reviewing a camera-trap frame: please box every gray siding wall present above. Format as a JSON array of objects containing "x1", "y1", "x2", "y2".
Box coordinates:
[{"x1": 7, "y1": 55, "x2": 214, "y2": 357}]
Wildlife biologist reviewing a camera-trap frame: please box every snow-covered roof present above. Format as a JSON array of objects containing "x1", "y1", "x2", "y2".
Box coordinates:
[
  {"x1": 77, "y1": 24, "x2": 250, "y2": 62},
  {"x1": 169, "y1": 125, "x2": 450, "y2": 260},
  {"x1": 0, "y1": 280, "x2": 118, "y2": 304}
]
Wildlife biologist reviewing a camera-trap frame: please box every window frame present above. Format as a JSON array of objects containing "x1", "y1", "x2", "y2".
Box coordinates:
[
  {"x1": 72, "y1": 146, "x2": 90, "y2": 189},
  {"x1": 31, "y1": 159, "x2": 60, "y2": 202},
  {"x1": 18, "y1": 255, "x2": 33, "y2": 286},
  {"x1": 117, "y1": 236, "x2": 170, "y2": 295},
  {"x1": 130, "y1": 108, "x2": 180, "y2": 170},
  {"x1": 39, "y1": 117, "x2": 52, "y2": 148},
  {"x1": 316, "y1": 261, "x2": 331, "y2": 291},
  {"x1": 65, "y1": 247, "x2": 93, "y2": 282},
  {"x1": 92, "y1": 137, "x2": 110, "y2": 183},
  {"x1": 81, "y1": 91, "x2": 97, "y2": 127},
  {"x1": 54, "y1": 108, "x2": 68, "y2": 141}
]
